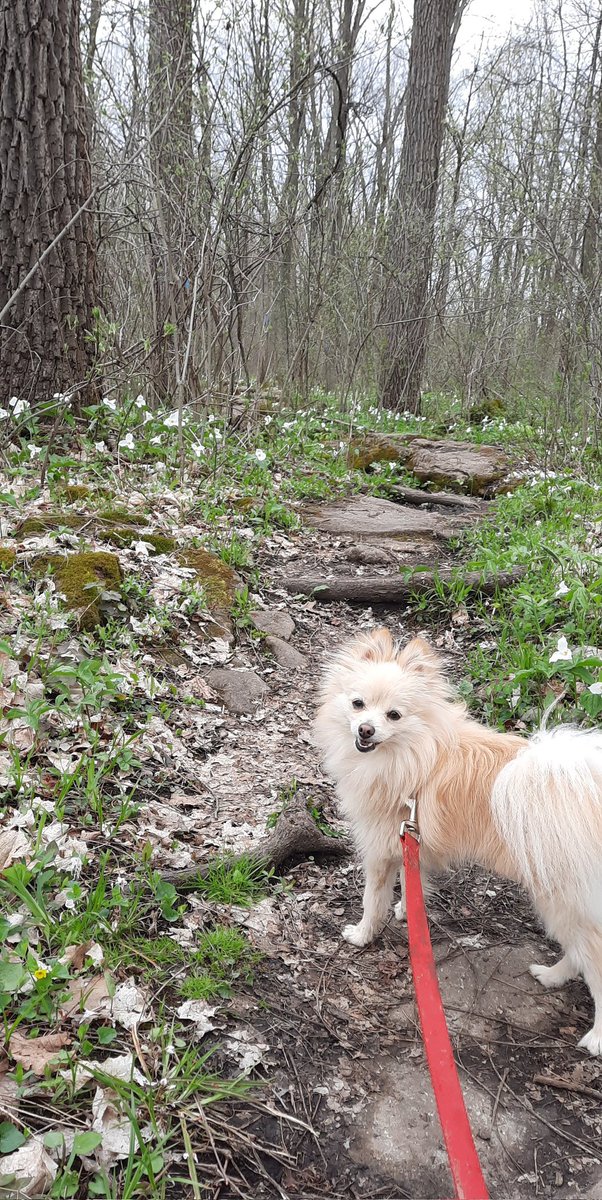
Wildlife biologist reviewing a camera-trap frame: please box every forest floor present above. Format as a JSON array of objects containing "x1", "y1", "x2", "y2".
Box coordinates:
[{"x1": 0, "y1": 395, "x2": 601, "y2": 1199}]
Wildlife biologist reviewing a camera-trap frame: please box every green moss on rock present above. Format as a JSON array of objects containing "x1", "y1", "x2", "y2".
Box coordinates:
[
  {"x1": 32, "y1": 551, "x2": 122, "y2": 629},
  {"x1": 178, "y1": 548, "x2": 239, "y2": 609},
  {"x1": 0, "y1": 547, "x2": 16, "y2": 572},
  {"x1": 17, "y1": 512, "x2": 85, "y2": 537},
  {"x1": 62, "y1": 485, "x2": 91, "y2": 503},
  {"x1": 99, "y1": 507, "x2": 149, "y2": 527},
  {"x1": 99, "y1": 528, "x2": 176, "y2": 555}
]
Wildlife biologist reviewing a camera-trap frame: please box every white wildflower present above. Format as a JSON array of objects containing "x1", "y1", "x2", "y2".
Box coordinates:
[
  {"x1": 94, "y1": 440, "x2": 107, "y2": 452},
  {"x1": 118, "y1": 432, "x2": 136, "y2": 451},
  {"x1": 149, "y1": 435, "x2": 162, "y2": 445},
  {"x1": 254, "y1": 448, "x2": 267, "y2": 462},
  {"x1": 588, "y1": 682, "x2": 602, "y2": 695},
  {"x1": 191, "y1": 443, "x2": 205, "y2": 458},
  {"x1": 549, "y1": 636, "x2": 572, "y2": 663},
  {"x1": 9, "y1": 397, "x2": 30, "y2": 416},
  {"x1": 0, "y1": 408, "x2": 9, "y2": 420},
  {"x1": 102, "y1": 397, "x2": 118, "y2": 411},
  {"x1": 28, "y1": 444, "x2": 42, "y2": 458},
  {"x1": 134, "y1": 394, "x2": 146, "y2": 408},
  {"x1": 163, "y1": 411, "x2": 180, "y2": 428},
  {"x1": 555, "y1": 581, "x2": 570, "y2": 598}
]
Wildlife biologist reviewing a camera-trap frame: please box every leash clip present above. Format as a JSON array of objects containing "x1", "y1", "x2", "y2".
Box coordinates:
[{"x1": 400, "y1": 796, "x2": 420, "y2": 842}]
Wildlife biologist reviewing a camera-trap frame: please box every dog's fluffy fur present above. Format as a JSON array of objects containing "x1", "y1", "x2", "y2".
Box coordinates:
[{"x1": 314, "y1": 628, "x2": 602, "y2": 1055}]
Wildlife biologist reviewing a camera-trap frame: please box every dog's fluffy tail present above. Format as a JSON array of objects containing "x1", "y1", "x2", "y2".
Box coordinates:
[{"x1": 491, "y1": 728, "x2": 602, "y2": 909}]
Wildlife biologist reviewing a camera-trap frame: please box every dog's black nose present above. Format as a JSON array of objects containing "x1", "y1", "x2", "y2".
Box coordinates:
[{"x1": 358, "y1": 722, "x2": 375, "y2": 740}]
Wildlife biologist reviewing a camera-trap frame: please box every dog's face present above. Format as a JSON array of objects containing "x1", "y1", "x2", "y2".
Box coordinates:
[{"x1": 317, "y1": 628, "x2": 452, "y2": 757}]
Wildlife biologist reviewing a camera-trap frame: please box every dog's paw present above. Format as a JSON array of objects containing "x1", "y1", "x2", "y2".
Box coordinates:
[
  {"x1": 394, "y1": 900, "x2": 406, "y2": 922},
  {"x1": 529, "y1": 961, "x2": 570, "y2": 989},
  {"x1": 342, "y1": 923, "x2": 372, "y2": 947},
  {"x1": 578, "y1": 1028, "x2": 602, "y2": 1056}
]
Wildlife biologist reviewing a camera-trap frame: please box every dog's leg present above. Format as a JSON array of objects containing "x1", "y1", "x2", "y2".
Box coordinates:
[
  {"x1": 529, "y1": 954, "x2": 577, "y2": 989},
  {"x1": 343, "y1": 859, "x2": 397, "y2": 947},
  {"x1": 576, "y1": 929, "x2": 602, "y2": 1056},
  {"x1": 395, "y1": 862, "x2": 433, "y2": 922}
]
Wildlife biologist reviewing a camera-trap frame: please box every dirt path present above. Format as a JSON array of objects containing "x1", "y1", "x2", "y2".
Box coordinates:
[{"x1": 187, "y1": 516, "x2": 602, "y2": 1200}]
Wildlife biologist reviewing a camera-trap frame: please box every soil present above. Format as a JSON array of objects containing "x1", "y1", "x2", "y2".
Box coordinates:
[{"x1": 181, "y1": 516, "x2": 602, "y2": 1200}]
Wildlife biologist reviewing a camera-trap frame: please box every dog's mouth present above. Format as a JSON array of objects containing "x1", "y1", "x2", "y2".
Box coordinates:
[{"x1": 355, "y1": 736, "x2": 378, "y2": 753}]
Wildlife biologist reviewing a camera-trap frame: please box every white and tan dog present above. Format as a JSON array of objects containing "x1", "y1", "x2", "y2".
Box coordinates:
[{"x1": 314, "y1": 627, "x2": 602, "y2": 1055}]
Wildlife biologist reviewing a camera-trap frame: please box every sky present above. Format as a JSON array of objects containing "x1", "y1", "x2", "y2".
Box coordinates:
[{"x1": 456, "y1": 0, "x2": 535, "y2": 66}]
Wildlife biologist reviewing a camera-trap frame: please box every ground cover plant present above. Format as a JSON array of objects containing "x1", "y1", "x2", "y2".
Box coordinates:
[{"x1": 0, "y1": 388, "x2": 601, "y2": 1197}]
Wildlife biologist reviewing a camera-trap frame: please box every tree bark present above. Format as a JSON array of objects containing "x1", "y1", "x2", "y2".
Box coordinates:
[
  {"x1": 0, "y1": 0, "x2": 99, "y2": 409},
  {"x1": 380, "y1": 0, "x2": 462, "y2": 414}
]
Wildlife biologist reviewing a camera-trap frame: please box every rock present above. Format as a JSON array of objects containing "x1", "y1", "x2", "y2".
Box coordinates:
[
  {"x1": 206, "y1": 668, "x2": 269, "y2": 714},
  {"x1": 179, "y1": 547, "x2": 242, "y2": 642},
  {"x1": 407, "y1": 438, "x2": 511, "y2": 496},
  {"x1": 31, "y1": 550, "x2": 122, "y2": 629},
  {"x1": 349, "y1": 434, "x2": 511, "y2": 496},
  {"x1": 346, "y1": 545, "x2": 394, "y2": 566},
  {"x1": 303, "y1": 495, "x2": 464, "y2": 541},
  {"x1": 264, "y1": 636, "x2": 307, "y2": 670},
  {"x1": 251, "y1": 609, "x2": 296, "y2": 641}
]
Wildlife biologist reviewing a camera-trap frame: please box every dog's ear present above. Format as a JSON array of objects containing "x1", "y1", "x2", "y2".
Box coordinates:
[
  {"x1": 395, "y1": 637, "x2": 441, "y2": 676},
  {"x1": 350, "y1": 626, "x2": 394, "y2": 662}
]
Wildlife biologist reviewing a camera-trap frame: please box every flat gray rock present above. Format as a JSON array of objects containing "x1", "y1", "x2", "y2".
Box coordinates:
[
  {"x1": 349, "y1": 434, "x2": 512, "y2": 496},
  {"x1": 206, "y1": 668, "x2": 269, "y2": 714},
  {"x1": 251, "y1": 609, "x2": 295, "y2": 641},
  {"x1": 303, "y1": 495, "x2": 462, "y2": 540},
  {"x1": 264, "y1": 635, "x2": 307, "y2": 671}
]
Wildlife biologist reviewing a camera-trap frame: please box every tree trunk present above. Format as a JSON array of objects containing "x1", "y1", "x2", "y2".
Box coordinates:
[
  {"x1": 0, "y1": 0, "x2": 98, "y2": 410},
  {"x1": 380, "y1": 0, "x2": 462, "y2": 414},
  {"x1": 148, "y1": 0, "x2": 193, "y2": 399}
]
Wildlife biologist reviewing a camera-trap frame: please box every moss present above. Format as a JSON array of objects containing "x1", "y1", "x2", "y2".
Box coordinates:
[
  {"x1": 62, "y1": 485, "x2": 91, "y2": 503},
  {"x1": 17, "y1": 512, "x2": 84, "y2": 537},
  {"x1": 0, "y1": 547, "x2": 16, "y2": 572},
  {"x1": 99, "y1": 528, "x2": 176, "y2": 555},
  {"x1": 348, "y1": 435, "x2": 410, "y2": 470},
  {"x1": 99, "y1": 507, "x2": 149, "y2": 527},
  {"x1": 178, "y1": 548, "x2": 239, "y2": 609},
  {"x1": 32, "y1": 551, "x2": 122, "y2": 629}
]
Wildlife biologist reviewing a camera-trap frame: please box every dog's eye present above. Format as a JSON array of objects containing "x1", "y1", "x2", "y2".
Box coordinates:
[
  {"x1": 387, "y1": 709, "x2": 402, "y2": 721},
  {"x1": 352, "y1": 698, "x2": 365, "y2": 710}
]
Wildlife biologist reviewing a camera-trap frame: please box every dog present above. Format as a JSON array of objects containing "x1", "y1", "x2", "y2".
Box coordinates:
[{"x1": 314, "y1": 627, "x2": 602, "y2": 1055}]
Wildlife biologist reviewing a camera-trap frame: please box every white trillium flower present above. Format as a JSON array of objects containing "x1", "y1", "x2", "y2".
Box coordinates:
[
  {"x1": 549, "y1": 636, "x2": 572, "y2": 663},
  {"x1": 143, "y1": 410, "x2": 153, "y2": 424},
  {"x1": 163, "y1": 411, "x2": 180, "y2": 427},
  {"x1": 10, "y1": 397, "x2": 30, "y2": 416},
  {"x1": 149, "y1": 435, "x2": 162, "y2": 445},
  {"x1": 134, "y1": 394, "x2": 146, "y2": 408},
  {"x1": 555, "y1": 581, "x2": 569, "y2": 597},
  {"x1": 191, "y1": 443, "x2": 205, "y2": 457},
  {"x1": 94, "y1": 440, "x2": 107, "y2": 452},
  {"x1": 254, "y1": 448, "x2": 267, "y2": 462},
  {"x1": 0, "y1": 408, "x2": 9, "y2": 420},
  {"x1": 588, "y1": 682, "x2": 602, "y2": 695},
  {"x1": 28, "y1": 444, "x2": 42, "y2": 458},
  {"x1": 119, "y1": 432, "x2": 136, "y2": 451},
  {"x1": 102, "y1": 397, "x2": 118, "y2": 411}
]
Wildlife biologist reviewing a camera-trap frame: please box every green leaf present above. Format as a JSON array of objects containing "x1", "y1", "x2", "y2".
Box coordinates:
[
  {"x1": 44, "y1": 1131, "x2": 65, "y2": 1149},
  {"x1": 72, "y1": 1131, "x2": 103, "y2": 1157},
  {"x1": 0, "y1": 1122, "x2": 26, "y2": 1153},
  {"x1": 96, "y1": 1026, "x2": 117, "y2": 1046},
  {"x1": 0, "y1": 962, "x2": 25, "y2": 994}
]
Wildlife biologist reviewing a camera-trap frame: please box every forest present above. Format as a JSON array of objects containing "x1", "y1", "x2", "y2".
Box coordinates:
[{"x1": 0, "y1": 1, "x2": 601, "y2": 1197}]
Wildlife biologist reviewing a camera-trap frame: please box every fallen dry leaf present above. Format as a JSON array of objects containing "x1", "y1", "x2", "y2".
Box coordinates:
[
  {"x1": 92, "y1": 1086, "x2": 132, "y2": 1165},
  {"x1": 0, "y1": 1136, "x2": 57, "y2": 1196},
  {"x1": 111, "y1": 979, "x2": 146, "y2": 1030},
  {"x1": 0, "y1": 828, "x2": 29, "y2": 871},
  {"x1": 60, "y1": 974, "x2": 112, "y2": 1020},
  {"x1": 175, "y1": 1000, "x2": 217, "y2": 1035},
  {"x1": 9, "y1": 1031, "x2": 71, "y2": 1074},
  {"x1": 0, "y1": 1073, "x2": 20, "y2": 1121}
]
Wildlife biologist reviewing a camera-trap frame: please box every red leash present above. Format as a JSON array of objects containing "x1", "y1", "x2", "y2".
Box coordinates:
[{"x1": 401, "y1": 812, "x2": 489, "y2": 1200}]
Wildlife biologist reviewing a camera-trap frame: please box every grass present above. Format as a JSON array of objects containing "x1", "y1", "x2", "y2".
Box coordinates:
[{"x1": 1, "y1": 385, "x2": 601, "y2": 1193}]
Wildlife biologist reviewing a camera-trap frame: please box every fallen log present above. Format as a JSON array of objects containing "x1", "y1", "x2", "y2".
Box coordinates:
[
  {"x1": 373, "y1": 483, "x2": 487, "y2": 512},
  {"x1": 278, "y1": 566, "x2": 526, "y2": 603},
  {"x1": 161, "y1": 792, "x2": 352, "y2": 887}
]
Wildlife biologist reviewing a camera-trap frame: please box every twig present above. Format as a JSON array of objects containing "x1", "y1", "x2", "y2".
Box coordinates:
[{"x1": 533, "y1": 1073, "x2": 602, "y2": 1102}]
